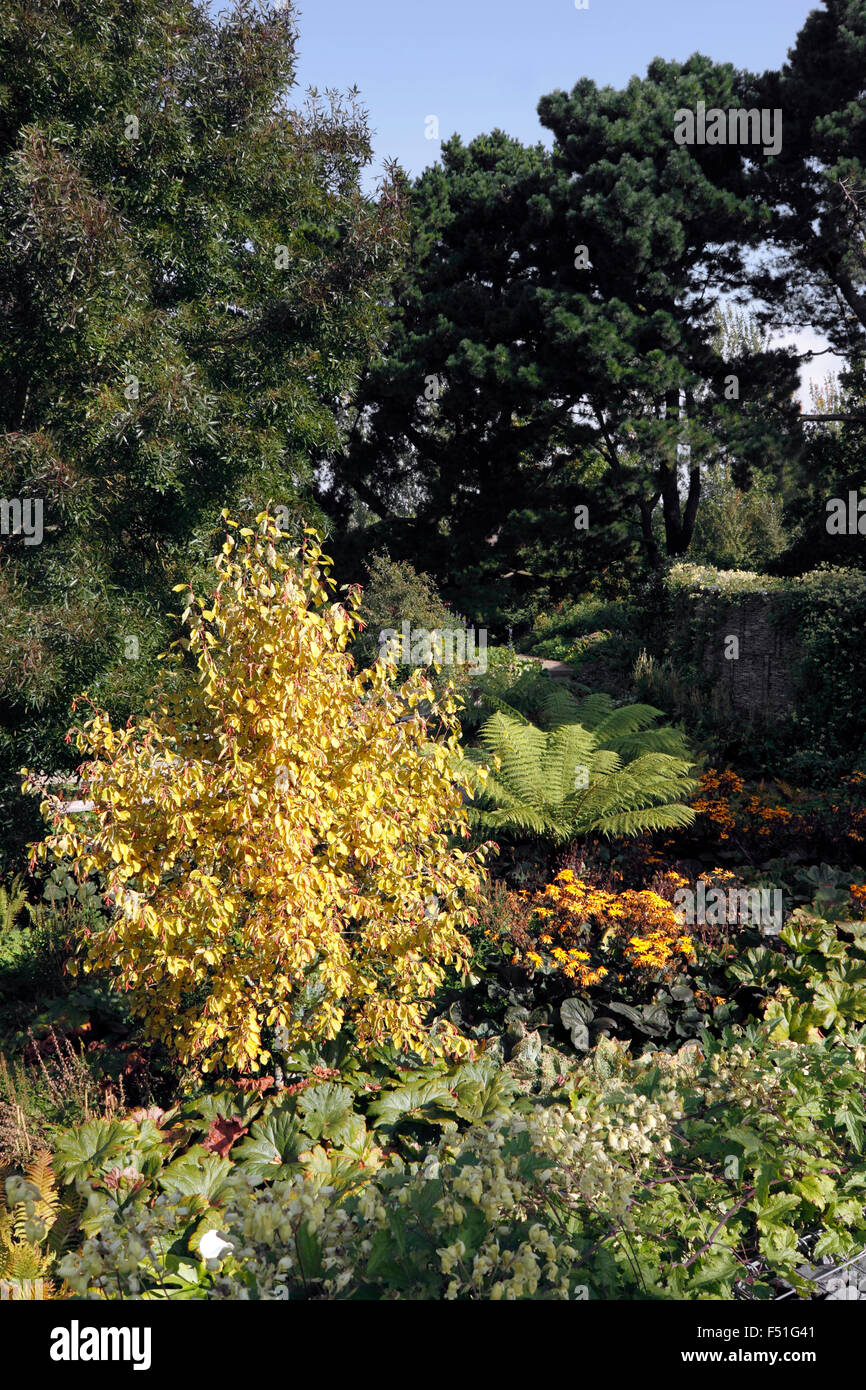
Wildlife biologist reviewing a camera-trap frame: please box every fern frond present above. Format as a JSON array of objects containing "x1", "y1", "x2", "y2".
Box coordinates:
[
  {"x1": 539, "y1": 725, "x2": 599, "y2": 808},
  {"x1": 472, "y1": 692, "x2": 531, "y2": 725},
  {"x1": 3, "y1": 1242, "x2": 50, "y2": 1281},
  {"x1": 46, "y1": 1193, "x2": 84, "y2": 1258},
  {"x1": 587, "y1": 803, "x2": 696, "y2": 837},
  {"x1": 0, "y1": 874, "x2": 27, "y2": 935},
  {"x1": 468, "y1": 803, "x2": 566, "y2": 839},
  {"x1": 24, "y1": 1152, "x2": 58, "y2": 1221},
  {"x1": 565, "y1": 693, "x2": 617, "y2": 729},
  {"x1": 538, "y1": 684, "x2": 589, "y2": 727},
  {"x1": 469, "y1": 705, "x2": 696, "y2": 844},
  {"x1": 589, "y1": 703, "x2": 665, "y2": 739},
  {"x1": 478, "y1": 715, "x2": 548, "y2": 806},
  {"x1": 610, "y1": 727, "x2": 693, "y2": 760}
]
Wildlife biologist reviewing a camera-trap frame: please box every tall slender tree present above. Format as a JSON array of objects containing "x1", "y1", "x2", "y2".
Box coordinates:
[{"x1": 0, "y1": 0, "x2": 405, "y2": 804}]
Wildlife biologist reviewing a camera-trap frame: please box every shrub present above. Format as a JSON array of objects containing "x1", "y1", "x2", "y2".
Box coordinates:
[
  {"x1": 686, "y1": 468, "x2": 789, "y2": 571},
  {"x1": 25, "y1": 515, "x2": 488, "y2": 1073},
  {"x1": 688, "y1": 767, "x2": 866, "y2": 862},
  {"x1": 524, "y1": 870, "x2": 696, "y2": 985},
  {"x1": 353, "y1": 554, "x2": 456, "y2": 666},
  {"x1": 728, "y1": 913, "x2": 866, "y2": 1043},
  {"x1": 351, "y1": 554, "x2": 477, "y2": 710},
  {"x1": 467, "y1": 868, "x2": 732, "y2": 1054}
]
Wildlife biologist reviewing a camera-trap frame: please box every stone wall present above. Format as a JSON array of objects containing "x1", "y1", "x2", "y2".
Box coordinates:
[
  {"x1": 657, "y1": 564, "x2": 866, "y2": 766},
  {"x1": 690, "y1": 590, "x2": 799, "y2": 721}
]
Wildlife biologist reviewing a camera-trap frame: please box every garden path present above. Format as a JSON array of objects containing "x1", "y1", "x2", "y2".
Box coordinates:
[{"x1": 514, "y1": 654, "x2": 575, "y2": 681}]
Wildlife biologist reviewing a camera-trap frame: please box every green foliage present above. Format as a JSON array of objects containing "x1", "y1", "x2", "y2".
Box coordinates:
[
  {"x1": 0, "y1": 0, "x2": 406, "y2": 807},
  {"x1": 455, "y1": 645, "x2": 532, "y2": 738},
  {"x1": 0, "y1": 875, "x2": 26, "y2": 935},
  {"x1": 463, "y1": 693, "x2": 696, "y2": 844},
  {"x1": 728, "y1": 913, "x2": 866, "y2": 1043},
  {"x1": 333, "y1": 62, "x2": 801, "y2": 590},
  {"x1": 781, "y1": 568, "x2": 866, "y2": 775},
  {"x1": 0, "y1": 862, "x2": 120, "y2": 1057},
  {"x1": 687, "y1": 466, "x2": 789, "y2": 571},
  {"x1": 49, "y1": 1028, "x2": 866, "y2": 1301},
  {"x1": 351, "y1": 552, "x2": 475, "y2": 705},
  {"x1": 748, "y1": 0, "x2": 866, "y2": 360},
  {"x1": 525, "y1": 596, "x2": 629, "y2": 659},
  {"x1": 353, "y1": 553, "x2": 456, "y2": 665}
]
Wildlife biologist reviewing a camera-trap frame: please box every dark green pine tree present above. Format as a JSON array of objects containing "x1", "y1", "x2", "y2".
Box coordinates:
[
  {"x1": 0, "y1": 0, "x2": 406, "y2": 820},
  {"x1": 330, "y1": 58, "x2": 801, "y2": 599},
  {"x1": 322, "y1": 128, "x2": 567, "y2": 607},
  {"x1": 749, "y1": 0, "x2": 866, "y2": 363},
  {"x1": 737, "y1": 0, "x2": 866, "y2": 572},
  {"x1": 534, "y1": 56, "x2": 802, "y2": 570}
]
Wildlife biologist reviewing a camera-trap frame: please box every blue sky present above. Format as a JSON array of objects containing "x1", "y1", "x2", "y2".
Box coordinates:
[{"x1": 288, "y1": 0, "x2": 817, "y2": 185}]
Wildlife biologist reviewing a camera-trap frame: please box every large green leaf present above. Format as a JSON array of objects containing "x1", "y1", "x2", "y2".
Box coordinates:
[
  {"x1": 233, "y1": 1105, "x2": 305, "y2": 1183},
  {"x1": 367, "y1": 1076, "x2": 457, "y2": 1133},
  {"x1": 449, "y1": 1061, "x2": 515, "y2": 1123},
  {"x1": 178, "y1": 1088, "x2": 268, "y2": 1131},
  {"x1": 297, "y1": 1083, "x2": 357, "y2": 1144},
  {"x1": 561, "y1": 998, "x2": 593, "y2": 1051},
  {"x1": 158, "y1": 1148, "x2": 233, "y2": 1200},
  {"x1": 53, "y1": 1120, "x2": 140, "y2": 1182}
]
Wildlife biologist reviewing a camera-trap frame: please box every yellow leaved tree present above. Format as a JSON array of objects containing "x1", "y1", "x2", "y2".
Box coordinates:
[{"x1": 24, "y1": 514, "x2": 488, "y2": 1072}]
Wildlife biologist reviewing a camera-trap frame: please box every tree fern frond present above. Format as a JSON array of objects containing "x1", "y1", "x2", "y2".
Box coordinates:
[
  {"x1": 472, "y1": 691, "x2": 531, "y2": 725},
  {"x1": 588, "y1": 803, "x2": 696, "y2": 837},
  {"x1": 539, "y1": 725, "x2": 599, "y2": 806},
  {"x1": 469, "y1": 706, "x2": 696, "y2": 844},
  {"x1": 468, "y1": 803, "x2": 567, "y2": 839},
  {"x1": 566, "y1": 692, "x2": 617, "y2": 729},
  {"x1": 611, "y1": 728, "x2": 692, "y2": 760},
  {"x1": 538, "y1": 684, "x2": 588, "y2": 727},
  {"x1": 478, "y1": 715, "x2": 547, "y2": 805},
  {"x1": 590, "y1": 702, "x2": 664, "y2": 737}
]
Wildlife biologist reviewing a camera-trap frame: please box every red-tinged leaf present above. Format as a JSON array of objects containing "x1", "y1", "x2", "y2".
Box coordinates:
[
  {"x1": 203, "y1": 1116, "x2": 248, "y2": 1157},
  {"x1": 235, "y1": 1076, "x2": 274, "y2": 1095},
  {"x1": 126, "y1": 1106, "x2": 166, "y2": 1126},
  {"x1": 103, "y1": 1166, "x2": 145, "y2": 1193}
]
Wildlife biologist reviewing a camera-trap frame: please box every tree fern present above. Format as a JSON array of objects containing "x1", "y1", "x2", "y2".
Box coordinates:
[
  {"x1": 496, "y1": 685, "x2": 693, "y2": 762},
  {"x1": 462, "y1": 701, "x2": 696, "y2": 845}
]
